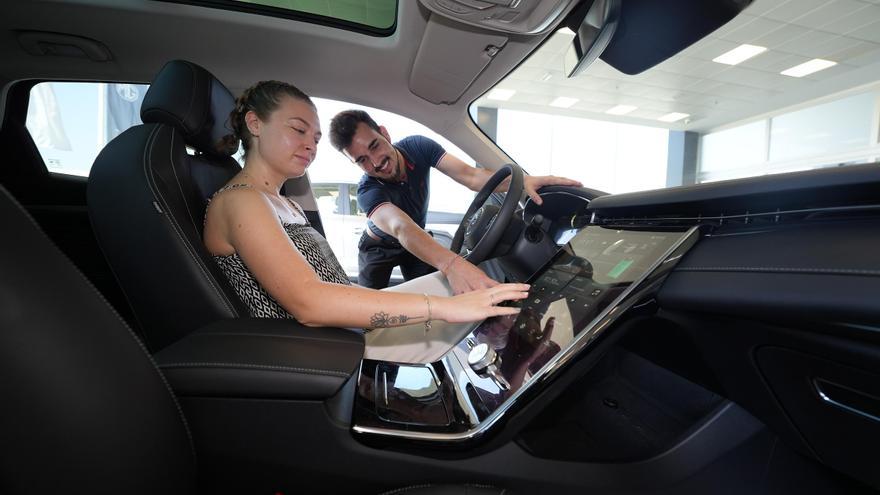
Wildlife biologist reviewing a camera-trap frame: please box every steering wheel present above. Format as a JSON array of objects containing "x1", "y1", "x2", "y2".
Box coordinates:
[{"x1": 450, "y1": 163, "x2": 524, "y2": 265}]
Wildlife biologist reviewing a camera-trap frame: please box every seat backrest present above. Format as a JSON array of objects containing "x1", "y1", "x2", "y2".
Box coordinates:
[
  {"x1": 88, "y1": 60, "x2": 247, "y2": 351},
  {"x1": 0, "y1": 185, "x2": 196, "y2": 494}
]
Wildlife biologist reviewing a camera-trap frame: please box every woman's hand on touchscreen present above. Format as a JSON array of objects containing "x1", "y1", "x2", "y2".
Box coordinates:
[{"x1": 435, "y1": 283, "x2": 529, "y2": 324}]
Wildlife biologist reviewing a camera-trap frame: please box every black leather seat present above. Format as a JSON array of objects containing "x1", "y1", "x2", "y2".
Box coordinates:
[
  {"x1": 0, "y1": 185, "x2": 196, "y2": 493},
  {"x1": 88, "y1": 60, "x2": 247, "y2": 351},
  {"x1": 0, "y1": 184, "x2": 513, "y2": 494}
]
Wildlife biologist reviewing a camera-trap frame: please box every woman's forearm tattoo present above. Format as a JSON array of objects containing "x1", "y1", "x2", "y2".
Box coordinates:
[{"x1": 369, "y1": 311, "x2": 414, "y2": 328}]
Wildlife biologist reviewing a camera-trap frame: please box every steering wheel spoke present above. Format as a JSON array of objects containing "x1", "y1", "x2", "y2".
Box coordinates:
[{"x1": 450, "y1": 163, "x2": 524, "y2": 265}]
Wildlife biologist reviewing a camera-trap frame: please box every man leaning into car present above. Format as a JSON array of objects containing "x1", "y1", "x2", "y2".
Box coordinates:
[{"x1": 329, "y1": 109, "x2": 581, "y2": 294}]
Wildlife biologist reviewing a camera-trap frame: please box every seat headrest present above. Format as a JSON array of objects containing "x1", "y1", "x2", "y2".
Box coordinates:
[{"x1": 141, "y1": 59, "x2": 239, "y2": 157}]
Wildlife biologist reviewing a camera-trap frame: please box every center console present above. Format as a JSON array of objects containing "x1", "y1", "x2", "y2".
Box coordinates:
[{"x1": 353, "y1": 225, "x2": 701, "y2": 442}]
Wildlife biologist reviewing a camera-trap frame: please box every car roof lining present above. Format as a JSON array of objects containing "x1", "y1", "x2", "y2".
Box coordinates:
[{"x1": 0, "y1": 0, "x2": 560, "y2": 170}]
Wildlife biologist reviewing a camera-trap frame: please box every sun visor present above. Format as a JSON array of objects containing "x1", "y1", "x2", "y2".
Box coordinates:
[{"x1": 409, "y1": 15, "x2": 508, "y2": 104}]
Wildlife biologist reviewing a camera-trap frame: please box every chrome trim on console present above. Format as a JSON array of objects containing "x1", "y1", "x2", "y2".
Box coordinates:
[{"x1": 441, "y1": 355, "x2": 481, "y2": 426}]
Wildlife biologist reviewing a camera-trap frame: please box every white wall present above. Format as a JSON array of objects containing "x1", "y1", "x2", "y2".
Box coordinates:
[{"x1": 494, "y1": 109, "x2": 669, "y2": 194}]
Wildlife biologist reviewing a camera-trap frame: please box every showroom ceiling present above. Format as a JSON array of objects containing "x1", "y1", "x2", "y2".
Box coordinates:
[{"x1": 477, "y1": 0, "x2": 880, "y2": 132}]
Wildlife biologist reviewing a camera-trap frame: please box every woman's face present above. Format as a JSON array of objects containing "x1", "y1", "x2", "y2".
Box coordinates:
[{"x1": 250, "y1": 96, "x2": 321, "y2": 178}]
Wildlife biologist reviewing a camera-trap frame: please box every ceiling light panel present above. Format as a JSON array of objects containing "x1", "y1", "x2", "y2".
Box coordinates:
[
  {"x1": 550, "y1": 96, "x2": 579, "y2": 108},
  {"x1": 781, "y1": 59, "x2": 837, "y2": 77},
  {"x1": 487, "y1": 88, "x2": 516, "y2": 101},
  {"x1": 658, "y1": 112, "x2": 690, "y2": 123},
  {"x1": 606, "y1": 105, "x2": 638, "y2": 115},
  {"x1": 712, "y1": 44, "x2": 768, "y2": 65}
]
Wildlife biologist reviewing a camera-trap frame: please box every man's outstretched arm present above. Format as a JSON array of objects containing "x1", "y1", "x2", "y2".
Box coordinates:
[
  {"x1": 369, "y1": 202, "x2": 498, "y2": 294},
  {"x1": 435, "y1": 153, "x2": 583, "y2": 205}
]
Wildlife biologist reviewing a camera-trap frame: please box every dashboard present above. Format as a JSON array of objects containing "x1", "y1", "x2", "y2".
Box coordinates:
[
  {"x1": 521, "y1": 186, "x2": 595, "y2": 246},
  {"x1": 353, "y1": 188, "x2": 700, "y2": 442},
  {"x1": 349, "y1": 166, "x2": 880, "y2": 489}
]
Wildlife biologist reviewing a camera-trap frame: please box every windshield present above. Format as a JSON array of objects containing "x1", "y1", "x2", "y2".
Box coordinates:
[{"x1": 471, "y1": 1, "x2": 880, "y2": 195}]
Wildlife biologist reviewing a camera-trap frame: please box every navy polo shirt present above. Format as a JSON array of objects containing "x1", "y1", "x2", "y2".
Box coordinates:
[{"x1": 357, "y1": 135, "x2": 446, "y2": 243}]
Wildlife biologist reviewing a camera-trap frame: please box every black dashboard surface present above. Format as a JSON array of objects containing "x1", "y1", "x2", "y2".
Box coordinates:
[{"x1": 587, "y1": 162, "x2": 880, "y2": 221}]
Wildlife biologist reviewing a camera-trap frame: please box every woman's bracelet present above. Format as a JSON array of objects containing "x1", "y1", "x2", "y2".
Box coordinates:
[
  {"x1": 423, "y1": 293, "x2": 433, "y2": 333},
  {"x1": 440, "y1": 253, "x2": 461, "y2": 274}
]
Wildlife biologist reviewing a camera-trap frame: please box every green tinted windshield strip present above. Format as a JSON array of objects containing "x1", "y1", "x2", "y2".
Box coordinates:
[
  {"x1": 237, "y1": 0, "x2": 396, "y2": 29},
  {"x1": 160, "y1": 0, "x2": 397, "y2": 36}
]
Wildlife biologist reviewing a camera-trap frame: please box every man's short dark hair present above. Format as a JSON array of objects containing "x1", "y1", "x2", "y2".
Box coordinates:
[{"x1": 329, "y1": 109, "x2": 381, "y2": 152}]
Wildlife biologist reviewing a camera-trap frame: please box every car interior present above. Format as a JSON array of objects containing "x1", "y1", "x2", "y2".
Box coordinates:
[{"x1": 2, "y1": 0, "x2": 880, "y2": 494}]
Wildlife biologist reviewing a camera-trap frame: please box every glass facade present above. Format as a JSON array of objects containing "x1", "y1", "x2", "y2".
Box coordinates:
[{"x1": 698, "y1": 91, "x2": 880, "y2": 182}]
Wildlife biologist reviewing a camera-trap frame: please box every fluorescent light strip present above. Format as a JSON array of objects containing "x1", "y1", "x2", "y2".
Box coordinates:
[
  {"x1": 712, "y1": 44, "x2": 767, "y2": 65},
  {"x1": 658, "y1": 112, "x2": 690, "y2": 123},
  {"x1": 606, "y1": 105, "x2": 638, "y2": 115},
  {"x1": 550, "y1": 96, "x2": 579, "y2": 108},
  {"x1": 487, "y1": 88, "x2": 516, "y2": 101},
  {"x1": 781, "y1": 59, "x2": 837, "y2": 77}
]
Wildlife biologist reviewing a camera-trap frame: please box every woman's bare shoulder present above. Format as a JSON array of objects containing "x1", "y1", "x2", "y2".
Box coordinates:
[
  {"x1": 204, "y1": 185, "x2": 281, "y2": 252},
  {"x1": 210, "y1": 185, "x2": 276, "y2": 219}
]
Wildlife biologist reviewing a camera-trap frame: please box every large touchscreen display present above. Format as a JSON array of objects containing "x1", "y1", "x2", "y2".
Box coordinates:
[{"x1": 468, "y1": 226, "x2": 689, "y2": 393}]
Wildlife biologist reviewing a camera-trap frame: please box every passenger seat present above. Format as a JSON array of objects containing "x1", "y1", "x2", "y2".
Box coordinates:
[{"x1": 0, "y1": 183, "x2": 516, "y2": 493}]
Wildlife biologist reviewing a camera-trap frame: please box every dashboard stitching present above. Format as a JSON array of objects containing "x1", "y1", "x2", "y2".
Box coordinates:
[
  {"x1": 159, "y1": 362, "x2": 351, "y2": 377},
  {"x1": 190, "y1": 331, "x2": 364, "y2": 345}
]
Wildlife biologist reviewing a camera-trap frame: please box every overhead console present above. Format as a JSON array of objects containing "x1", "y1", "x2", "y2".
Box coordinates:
[{"x1": 418, "y1": 0, "x2": 579, "y2": 35}]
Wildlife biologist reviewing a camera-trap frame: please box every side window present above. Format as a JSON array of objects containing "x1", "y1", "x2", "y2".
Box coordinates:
[
  {"x1": 307, "y1": 98, "x2": 474, "y2": 276},
  {"x1": 25, "y1": 82, "x2": 149, "y2": 177},
  {"x1": 350, "y1": 195, "x2": 365, "y2": 217},
  {"x1": 312, "y1": 184, "x2": 342, "y2": 215}
]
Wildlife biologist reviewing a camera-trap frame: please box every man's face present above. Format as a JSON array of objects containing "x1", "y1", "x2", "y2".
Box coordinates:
[{"x1": 343, "y1": 122, "x2": 403, "y2": 182}]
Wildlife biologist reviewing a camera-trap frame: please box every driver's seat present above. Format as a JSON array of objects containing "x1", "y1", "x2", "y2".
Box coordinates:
[{"x1": 88, "y1": 60, "x2": 247, "y2": 351}]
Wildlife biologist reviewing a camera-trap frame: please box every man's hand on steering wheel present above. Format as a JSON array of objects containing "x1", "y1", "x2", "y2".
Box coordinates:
[
  {"x1": 523, "y1": 175, "x2": 583, "y2": 205},
  {"x1": 450, "y1": 163, "x2": 524, "y2": 265},
  {"x1": 441, "y1": 254, "x2": 498, "y2": 295}
]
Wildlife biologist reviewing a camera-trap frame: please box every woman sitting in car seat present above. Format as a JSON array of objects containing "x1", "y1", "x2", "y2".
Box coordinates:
[{"x1": 203, "y1": 80, "x2": 528, "y2": 363}]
